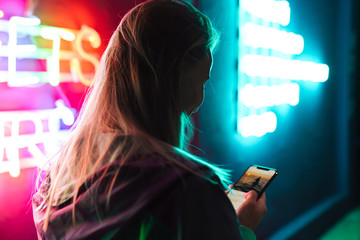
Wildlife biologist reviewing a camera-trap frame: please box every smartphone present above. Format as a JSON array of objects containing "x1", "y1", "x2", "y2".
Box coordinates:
[{"x1": 227, "y1": 165, "x2": 278, "y2": 210}]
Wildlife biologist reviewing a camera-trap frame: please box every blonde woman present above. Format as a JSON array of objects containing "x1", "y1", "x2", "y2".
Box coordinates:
[{"x1": 32, "y1": 0, "x2": 267, "y2": 239}]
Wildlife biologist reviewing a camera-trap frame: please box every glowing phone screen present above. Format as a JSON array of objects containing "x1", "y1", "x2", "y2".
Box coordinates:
[{"x1": 228, "y1": 165, "x2": 277, "y2": 209}]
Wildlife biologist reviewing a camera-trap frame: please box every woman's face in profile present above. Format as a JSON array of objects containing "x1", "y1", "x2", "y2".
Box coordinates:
[{"x1": 179, "y1": 52, "x2": 213, "y2": 115}]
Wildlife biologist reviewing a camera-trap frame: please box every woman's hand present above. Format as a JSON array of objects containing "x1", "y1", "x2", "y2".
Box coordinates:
[
  {"x1": 225, "y1": 185, "x2": 267, "y2": 231},
  {"x1": 236, "y1": 190, "x2": 267, "y2": 231}
]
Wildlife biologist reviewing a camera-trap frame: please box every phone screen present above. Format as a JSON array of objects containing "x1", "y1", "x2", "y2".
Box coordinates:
[{"x1": 228, "y1": 165, "x2": 277, "y2": 209}]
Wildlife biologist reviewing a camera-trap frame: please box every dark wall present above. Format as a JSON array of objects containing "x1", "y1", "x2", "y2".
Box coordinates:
[{"x1": 198, "y1": 0, "x2": 355, "y2": 239}]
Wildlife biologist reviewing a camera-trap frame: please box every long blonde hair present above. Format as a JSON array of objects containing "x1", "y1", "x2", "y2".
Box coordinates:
[{"x1": 36, "y1": 0, "x2": 229, "y2": 231}]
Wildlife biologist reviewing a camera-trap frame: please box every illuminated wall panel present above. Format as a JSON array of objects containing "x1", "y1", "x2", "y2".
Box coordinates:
[{"x1": 237, "y1": 0, "x2": 329, "y2": 137}]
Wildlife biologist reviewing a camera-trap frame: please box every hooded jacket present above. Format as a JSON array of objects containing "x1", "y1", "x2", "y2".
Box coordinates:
[{"x1": 32, "y1": 153, "x2": 254, "y2": 240}]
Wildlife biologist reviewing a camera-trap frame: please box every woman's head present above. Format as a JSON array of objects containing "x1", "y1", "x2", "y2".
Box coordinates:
[{"x1": 92, "y1": 0, "x2": 219, "y2": 147}]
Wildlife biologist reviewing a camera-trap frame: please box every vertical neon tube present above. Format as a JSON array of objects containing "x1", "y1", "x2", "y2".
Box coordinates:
[
  {"x1": 0, "y1": 120, "x2": 4, "y2": 166},
  {"x1": 49, "y1": 36, "x2": 61, "y2": 86},
  {"x1": 8, "y1": 16, "x2": 41, "y2": 87},
  {"x1": 40, "y1": 27, "x2": 75, "y2": 86},
  {"x1": 0, "y1": 10, "x2": 2, "y2": 47},
  {"x1": 8, "y1": 119, "x2": 20, "y2": 177}
]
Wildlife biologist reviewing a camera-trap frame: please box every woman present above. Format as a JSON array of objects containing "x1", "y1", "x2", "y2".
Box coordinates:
[{"x1": 33, "y1": 0, "x2": 267, "y2": 239}]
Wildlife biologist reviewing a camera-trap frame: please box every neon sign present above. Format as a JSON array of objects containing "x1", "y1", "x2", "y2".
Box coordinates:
[
  {"x1": 0, "y1": 100, "x2": 75, "y2": 177},
  {"x1": 237, "y1": 0, "x2": 329, "y2": 137},
  {"x1": 0, "y1": 15, "x2": 101, "y2": 87},
  {"x1": 0, "y1": 12, "x2": 101, "y2": 177}
]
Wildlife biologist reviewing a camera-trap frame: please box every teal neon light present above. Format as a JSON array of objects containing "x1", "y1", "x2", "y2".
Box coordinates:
[
  {"x1": 238, "y1": 112, "x2": 277, "y2": 138},
  {"x1": 241, "y1": 55, "x2": 329, "y2": 82},
  {"x1": 241, "y1": 0, "x2": 291, "y2": 26},
  {"x1": 237, "y1": 0, "x2": 329, "y2": 138},
  {"x1": 240, "y1": 83, "x2": 299, "y2": 108},
  {"x1": 243, "y1": 23, "x2": 304, "y2": 54}
]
